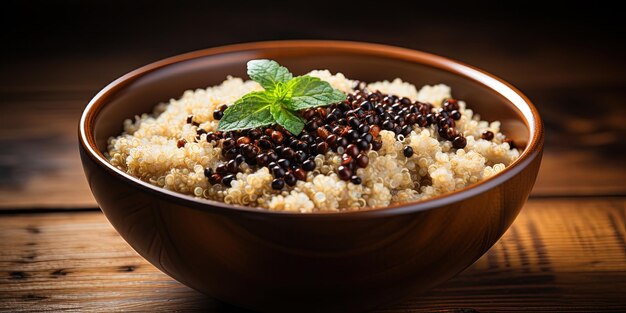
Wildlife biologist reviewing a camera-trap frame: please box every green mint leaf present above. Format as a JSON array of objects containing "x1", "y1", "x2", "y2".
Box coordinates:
[
  {"x1": 247, "y1": 59, "x2": 293, "y2": 91},
  {"x1": 270, "y1": 103, "x2": 304, "y2": 135},
  {"x1": 218, "y1": 59, "x2": 346, "y2": 136},
  {"x1": 285, "y1": 76, "x2": 347, "y2": 111},
  {"x1": 217, "y1": 91, "x2": 275, "y2": 132}
]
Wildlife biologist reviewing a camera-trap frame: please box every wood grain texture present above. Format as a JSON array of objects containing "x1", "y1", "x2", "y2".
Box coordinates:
[{"x1": 1, "y1": 198, "x2": 624, "y2": 312}]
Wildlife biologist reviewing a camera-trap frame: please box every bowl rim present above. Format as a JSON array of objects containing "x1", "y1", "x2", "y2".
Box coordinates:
[{"x1": 79, "y1": 40, "x2": 544, "y2": 218}]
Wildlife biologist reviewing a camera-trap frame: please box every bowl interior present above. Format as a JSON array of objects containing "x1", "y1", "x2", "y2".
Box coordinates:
[{"x1": 93, "y1": 43, "x2": 531, "y2": 155}]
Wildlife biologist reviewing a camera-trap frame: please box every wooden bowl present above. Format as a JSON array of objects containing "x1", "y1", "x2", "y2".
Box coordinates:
[{"x1": 79, "y1": 41, "x2": 543, "y2": 312}]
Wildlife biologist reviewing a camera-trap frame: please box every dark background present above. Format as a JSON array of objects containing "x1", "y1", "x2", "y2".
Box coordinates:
[{"x1": 2, "y1": 2, "x2": 625, "y2": 142}]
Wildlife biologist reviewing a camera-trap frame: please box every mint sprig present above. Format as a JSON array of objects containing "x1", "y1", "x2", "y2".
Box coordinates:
[{"x1": 217, "y1": 59, "x2": 346, "y2": 135}]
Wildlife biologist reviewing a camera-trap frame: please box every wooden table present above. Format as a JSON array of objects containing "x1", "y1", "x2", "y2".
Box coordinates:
[{"x1": 1, "y1": 4, "x2": 625, "y2": 311}]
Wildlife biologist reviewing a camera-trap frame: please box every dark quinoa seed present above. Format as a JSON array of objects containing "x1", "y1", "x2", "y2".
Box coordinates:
[
  {"x1": 382, "y1": 119, "x2": 394, "y2": 130},
  {"x1": 256, "y1": 154, "x2": 269, "y2": 167},
  {"x1": 203, "y1": 168, "x2": 213, "y2": 178},
  {"x1": 401, "y1": 125, "x2": 412, "y2": 136},
  {"x1": 406, "y1": 113, "x2": 417, "y2": 125},
  {"x1": 371, "y1": 140, "x2": 383, "y2": 151},
  {"x1": 337, "y1": 166, "x2": 352, "y2": 181},
  {"x1": 302, "y1": 108, "x2": 315, "y2": 120},
  {"x1": 337, "y1": 136, "x2": 349, "y2": 148},
  {"x1": 293, "y1": 168, "x2": 307, "y2": 181},
  {"x1": 271, "y1": 178, "x2": 285, "y2": 190},
  {"x1": 442, "y1": 98, "x2": 459, "y2": 111},
  {"x1": 295, "y1": 150, "x2": 308, "y2": 163},
  {"x1": 300, "y1": 134, "x2": 311, "y2": 143},
  {"x1": 326, "y1": 134, "x2": 337, "y2": 146},
  {"x1": 316, "y1": 107, "x2": 327, "y2": 118},
  {"x1": 346, "y1": 144, "x2": 360, "y2": 158},
  {"x1": 350, "y1": 175, "x2": 362, "y2": 185},
  {"x1": 393, "y1": 115, "x2": 405, "y2": 125},
  {"x1": 209, "y1": 173, "x2": 222, "y2": 185},
  {"x1": 302, "y1": 159, "x2": 316, "y2": 171},
  {"x1": 235, "y1": 154, "x2": 245, "y2": 164},
  {"x1": 453, "y1": 136, "x2": 467, "y2": 149},
  {"x1": 481, "y1": 130, "x2": 494, "y2": 141},
  {"x1": 267, "y1": 151, "x2": 278, "y2": 162},
  {"x1": 271, "y1": 130, "x2": 284, "y2": 144},
  {"x1": 358, "y1": 124, "x2": 370, "y2": 134},
  {"x1": 356, "y1": 139, "x2": 369, "y2": 151},
  {"x1": 236, "y1": 136, "x2": 251, "y2": 146},
  {"x1": 281, "y1": 147, "x2": 296, "y2": 160},
  {"x1": 258, "y1": 139, "x2": 272, "y2": 150},
  {"x1": 305, "y1": 120, "x2": 319, "y2": 132},
  {"x1": 426, "y1": 113, "x2": 436, "y2": 125},
  {"x1": 361, "y1": 132, "x2": 373, "y2": 143},
  {"x1": 284, "y1": 173, "x2": 297, "y2": 186},
  {"x1": 274, "y1": 145, "x2": 284, "y2": 155},
  {"x1": 356, "y1": 154, "x2": 369, "y2": 168},
  {"x1": 417, "y1": 115, "x2": 428, "y2": 127},
  {"x1": 245, "y1": 156, "x2": 257, "y2": 166},
  {"x1": 277, "y1": 159, "x2": 291, "y2": 169},
  {"x1": 222, "y1": 138, "x2": 236, "y2": 150},
  {"x1": 346, "y1": 129, "x2": 360, "y2": 142},
  {"x1": 446, "y1": 127, "x2": 457, "y2": 139},
  {"x1": 450, "y1": 110, "x2": 462, "y2": 120},
  {"x1": 213, "y1": 110, "x2": 224, "y2": 120},
  {"x1": 360, "y1": 100, "x2": 373, "y2": 110},
  {"x1": 222, "y1": 174, "x2": 235, "y2": 187},
  {"x1": 271, "y1": 166, "x2": 285, "y2": 178},
  {"x1": 215, "y1": 164, "x2": 227, "y2": 175},
  {"x1": 347, "y1": 116, "x2": 358, "y2": 128},
  {"x1": 248, "y1": 129, "x2": 261, "y2": 140},
  {"x1": 316, "y1": 142, "x2": 329, "y2": 154},
  {"x1": 438, "y1": 127, "x2": 449, "y2": 139},
  {"x1": 226, "y1": 160, "x2": 238, "y2": 173},
  {"x1": 403, "y1": 146, "x2": 414, "y2": 158}
]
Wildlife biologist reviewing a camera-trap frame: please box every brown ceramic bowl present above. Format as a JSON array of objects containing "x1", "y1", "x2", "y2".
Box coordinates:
[{"x1": 79, "y1": 41, "x2": 543, "y2": 312}]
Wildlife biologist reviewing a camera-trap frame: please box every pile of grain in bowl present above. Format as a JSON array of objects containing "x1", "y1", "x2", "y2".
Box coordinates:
[{"x1": 107, "y1": 70, "x2": 519, "y2": 213}]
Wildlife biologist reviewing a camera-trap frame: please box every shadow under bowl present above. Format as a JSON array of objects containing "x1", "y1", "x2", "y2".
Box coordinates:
[{"x1": 79, "y1": 41, "x2": 543, "y2": 312}]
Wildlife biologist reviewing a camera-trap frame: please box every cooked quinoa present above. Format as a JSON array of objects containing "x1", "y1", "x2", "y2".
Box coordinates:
[{"x1": 107, "y1": 70, "x2": 519, "y2": 212}]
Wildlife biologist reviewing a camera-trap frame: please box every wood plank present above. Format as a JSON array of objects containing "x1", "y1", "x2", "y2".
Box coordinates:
[
  {"x1": 0, "y1": 97, "x2": 95, "y2": 208},
  {"x1": 1, "y1": 198, "x2": 624, "y2": 312}
]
